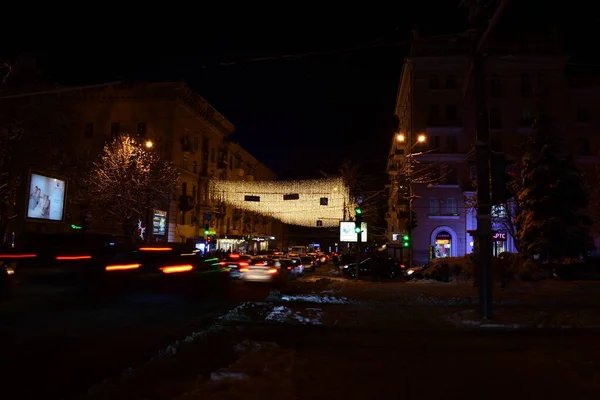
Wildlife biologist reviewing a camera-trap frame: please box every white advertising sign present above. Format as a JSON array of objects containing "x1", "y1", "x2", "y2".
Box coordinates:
[
  {"x1": 340, "y1": 221, "x2": 367, "y2": 242},
  {"x1": 27, "y1": 173, "x2": 66, "y2": 221}
]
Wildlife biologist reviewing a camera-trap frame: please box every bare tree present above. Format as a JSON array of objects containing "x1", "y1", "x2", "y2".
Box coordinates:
[
  {"x1": 0, "y1": 58, "x2": 74, "y2": 248},
  {"x1": 86, "y1": 135, "x2": 178, "y2": 235}
]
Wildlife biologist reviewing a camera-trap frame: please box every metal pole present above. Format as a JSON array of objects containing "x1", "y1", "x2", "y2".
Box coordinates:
[
  {"x1": 355, "y1": 230, "x2": 361, "y2": 279},
  {"x1": 473, "y1": 44, "x2": 493, "y2": 320}
]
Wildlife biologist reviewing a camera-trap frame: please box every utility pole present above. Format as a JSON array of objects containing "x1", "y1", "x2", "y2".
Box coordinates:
[
  {"x1": 463, "y1": 0, "x2": 510, "y2": 319},
  {"x1": 354, "y1": 207, "x2": 363, "y2": 279}
]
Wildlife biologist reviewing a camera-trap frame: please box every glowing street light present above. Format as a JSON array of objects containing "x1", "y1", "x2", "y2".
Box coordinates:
[
  {"x1": 396, "y1": 133, "x2": 405, "y2": 142},
  {"x1": 417, "y1": 134, "x2": 426, "y2": 143},
  {"x1": 145, "y1": 140, "x2": 154, "y2": 149}
]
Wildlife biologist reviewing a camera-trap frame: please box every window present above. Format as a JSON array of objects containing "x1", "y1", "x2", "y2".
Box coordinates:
[
  {"x1": 577, "y1": 108, "x2": 590, "y2": 123},
  {"x1": 442, "y1": 167, "x2": 458, "y2": 184},
  {"x1": 181, "y1": 212, "x2": 186, "y2": 225},
  {"x1": 210, "y1": 148, "x2": 215, "y2": 163},
  {"x1": 428, "y1": 105, "x2": 440, "y2": 126},
  {"x1": 491, "y1": 137, "x2": 502, "y2": 152},
  {"x1": 446, "y1": 136, "x2": 458, "y2": 152},
  {"x1": 577, "y1": 137, "x2": 591, "y2": 156},
  {"x1": 469, "y1": 166, "x2": 477, "y2": 181},
  {"x1": 489, "y1": 108, "x2": 502, "y2": 130},
  {"x1": 431, "y1": 135, "x2": 440, "y2": 151},
  {"x1": 283, "y1": 194, "x2": 300, "y2": 200},
  {"x1": 490, "y1": 74, "x2": 502, "y2": 97},
  {"x1": 538, "y1": 74, "x2": 548, "y2": 95},
  {"x1": 320, "y1": 197, "x2": 329, "y2": 206},
  {"x1": 182, "y1": 155, "x2": 188, "y2": 170},
  {"x1": 445, "y1": 105, "x2": 459, "y2": 125},
  {"x1": 229, "y1": 156, "x2": 233, "y2": 170},
  {"x1": 110, "y1": 122, "x2": 120, "y2": 140},
  {"x1": 194, "y1": 136, "x2": 199, "y2": 151},
  {"x1": 446, "y1": 198, "x2": 458, "y2": 214},
  {"x1": 192, "y1": 161, "x2": 197, "y2": 173},
  {"x1": 84, "y1": 122, "x2": 94, "y2": 138},
  {"x1": 181, "y1": 182, "x2": 187, "y2": 196},
  {"x1": 192, "y1": 185, "x2": 197, "y2": 201},
  {"x1": 136, "y1": 122, "x2": 146, "y2": 137},
  {"x1": 428, "y1": 75, "x2": 439, "y2": 89},
  {"x1": 492, "y1": 205, "x2": 507, "y2": 219},
  {"x1": 521, "y1": 74, "x2": 532, "y2": 97},
  {"x1": 429, "y1": 198, "x2": 441, "y2": 215},
  {"x1": 445, "y1": 74, "x2": 457, "y2": 89},
  {"x1": 521, "y1": 108, "x2": 534, "y2": 126}
]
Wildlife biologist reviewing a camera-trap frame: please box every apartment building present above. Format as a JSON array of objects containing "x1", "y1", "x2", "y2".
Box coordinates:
[
  {"x1": 385, "y1": 35, "x2": 599, "y2": 264},
  {"x1": 67, "y1": 82, "x2": 278, "y2": 246}
]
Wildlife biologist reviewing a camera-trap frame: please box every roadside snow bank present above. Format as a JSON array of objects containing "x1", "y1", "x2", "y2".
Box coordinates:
[
  {"x1": 265, "y1": 305, "x2": 324, "y2": 325},
  {"x1": 280, "y1": 294, "x2": 350, "y2": 304}
]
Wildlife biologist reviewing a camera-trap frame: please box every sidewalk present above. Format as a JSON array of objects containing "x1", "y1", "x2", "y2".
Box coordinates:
[{"x1": 84, "y1": 278, "x2": 600, "y2": 400}]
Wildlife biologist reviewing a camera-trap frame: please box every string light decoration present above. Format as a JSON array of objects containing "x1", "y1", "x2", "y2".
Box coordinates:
[{"x1": 210, "y1": 178, "x2": 350, "y2": 227}]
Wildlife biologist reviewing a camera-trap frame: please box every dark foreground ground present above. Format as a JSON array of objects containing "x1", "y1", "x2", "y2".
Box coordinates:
[
  {"x1": 4, "y1": 273, "x2": 600, "y2": 400},
  {"x1": 0, "y1": 273, "x2": 271, "y2": 400}
]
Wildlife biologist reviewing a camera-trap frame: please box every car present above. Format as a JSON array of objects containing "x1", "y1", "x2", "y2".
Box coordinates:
[
  {"x1": 342, "y1": 257, "x2": 405, "y2": 279},
  {"x1": 288, "y1": 257, "x2": 305, "y2": 275},
  {"x1": 0, "y1": 260, "x2": 16, "y2": 299},
  {"x1": 300, "y1": 256, "x2": 316, "y2": 272},
  {"x1": 218, "y1": 253, "x2": 253, "y2": 279},
  {"x1": 241, "y1": 259, "x2": 289, "y2": 284}
]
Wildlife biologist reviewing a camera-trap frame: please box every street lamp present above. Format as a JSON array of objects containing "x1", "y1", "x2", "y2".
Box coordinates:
[
  {"x1": 417, "y1": 134, "x2": 426, "y2": 143},
  {"x1": 396, "y1": 133, "x2": 405, "y2": 142},
  {"x1": 144, "y1": 140, "x2": 154, "y2": 243}
]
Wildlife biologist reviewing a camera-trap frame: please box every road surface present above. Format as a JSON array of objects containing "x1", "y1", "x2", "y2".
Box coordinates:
[{"x1": 0, "y1": 275, "x2": 272, "y2": 400}]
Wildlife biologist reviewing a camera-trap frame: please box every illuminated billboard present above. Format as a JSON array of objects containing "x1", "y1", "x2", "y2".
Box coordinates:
[
  {"x1": 339, "y1": 221, "x2": 367, "y2": 242},
  {"x1": 26, "y1": 173, "x2": 66, "y2": 222}
]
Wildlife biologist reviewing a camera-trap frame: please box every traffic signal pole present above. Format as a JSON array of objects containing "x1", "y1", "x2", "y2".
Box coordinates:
[{"x1": 354, "y1": 207, "x2": 363, "y2": 279}]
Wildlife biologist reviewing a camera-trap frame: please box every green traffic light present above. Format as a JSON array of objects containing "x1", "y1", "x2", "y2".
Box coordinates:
[
  {"x1": 403, "y1": 235, "x2": 409, "y2": 241},
  {"x1": 354, "y1": 227, "x2": 361, "y2": 233},
  {"x1": 204, "y1": 230, "x2": 209, "y2": 235},
  {"x1": 403, "y1": 241, "x2": 409, "y2": 247},
  {"x1": 355, "y1": 207, "x2": 362, "y2": 215}
]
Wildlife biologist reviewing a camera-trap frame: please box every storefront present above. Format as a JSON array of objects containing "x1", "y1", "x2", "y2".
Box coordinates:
[
  {"x1": 493, "y1": 231, "x2": 507, "y2": 256},
  {"x1": 216, "y1": 236, "x2": 246, "y2": 253},
  {"x1": 434, "y1": 231, "x2": 452, "y2": 258}
]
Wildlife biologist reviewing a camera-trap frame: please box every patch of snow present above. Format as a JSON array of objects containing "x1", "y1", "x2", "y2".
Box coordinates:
[
  {"x1": 279, "y1": 294, "x2": 350, "y2": 304},
  {"x1": 210, "y1": 371, "x2": 250, "y2": 381},
  {"x1": 408, "y1": 279, "x2": 451, "y2": 284},
  {"x1": 265, "y1": 305, "x2": 324, "y2": 325}
]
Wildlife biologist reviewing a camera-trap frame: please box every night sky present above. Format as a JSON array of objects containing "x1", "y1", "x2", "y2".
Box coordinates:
[{"x1": 4, "y1": 1, "x2": 593, "y2": 180}]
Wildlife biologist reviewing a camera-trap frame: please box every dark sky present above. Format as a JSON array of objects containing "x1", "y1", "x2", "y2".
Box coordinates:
[{"x1": 5, "y1": 1, "x2": 594, "y2": 179}]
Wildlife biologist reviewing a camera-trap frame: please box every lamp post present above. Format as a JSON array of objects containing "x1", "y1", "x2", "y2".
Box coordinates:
[
  {"x1": 397, "y1": 132, "x2": 426, "y2": 268},
  {"x1": 144, "y1": 140, "x2": 154, "y2": 243}
]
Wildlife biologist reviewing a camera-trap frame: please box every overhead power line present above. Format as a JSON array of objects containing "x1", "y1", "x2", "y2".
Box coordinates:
[{"x1": 218, "y1": 33, "x2": 462, "y2": 67}]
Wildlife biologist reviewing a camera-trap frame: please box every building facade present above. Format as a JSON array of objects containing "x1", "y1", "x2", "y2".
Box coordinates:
[
  {"x1": 67, "y1": 82, "x2": 279, "y2": 250},
  {"x1": 386, "y1": 36, "x2": 599, "y2": 264}
]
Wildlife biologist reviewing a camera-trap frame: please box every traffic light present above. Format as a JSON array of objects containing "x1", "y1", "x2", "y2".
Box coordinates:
[
  {"x1": 81, "y1": 212, "x2": 91, "y2": 233},
  {"x1": 204, "y1": 224, "x2": 209, "y2": 236},
  {"x1": 354, "y1": 207, "x2": 363, "y2": 234},
  {"x1": 402, "y1": 234, "x2": 410, "y2": 248}
]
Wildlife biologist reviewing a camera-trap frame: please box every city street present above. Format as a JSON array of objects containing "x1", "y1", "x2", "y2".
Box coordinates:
[{"x1": 0, "y1": 275, "x2": 272, "y2": 400}]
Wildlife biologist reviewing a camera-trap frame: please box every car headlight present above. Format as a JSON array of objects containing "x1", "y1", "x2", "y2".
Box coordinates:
[
  {"x1": 343, "y1": 265, "x2": 348, "y2": 269},
  {"x1": 407, "y1": 269, "x2": 414, "y2": 275}
]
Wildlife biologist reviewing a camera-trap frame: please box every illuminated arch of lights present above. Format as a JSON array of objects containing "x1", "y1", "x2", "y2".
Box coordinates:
[{"x1": 209, "y1": 178, "x2": 350, "y2": 227}]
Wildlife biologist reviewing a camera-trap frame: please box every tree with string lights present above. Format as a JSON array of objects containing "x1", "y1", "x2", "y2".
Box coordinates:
[{"x1": 86, "y1": 135, "x2": 178, "y2": 238}]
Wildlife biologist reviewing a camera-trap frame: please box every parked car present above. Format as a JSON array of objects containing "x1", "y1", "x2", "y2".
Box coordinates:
[{"x1": 342, "y1": 257, "x2": 405, "y2": 279}]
